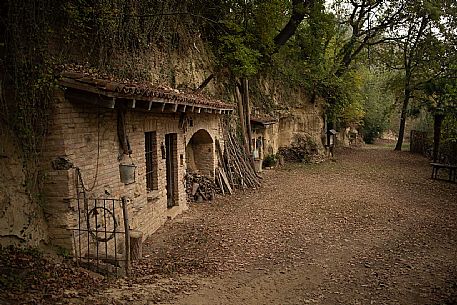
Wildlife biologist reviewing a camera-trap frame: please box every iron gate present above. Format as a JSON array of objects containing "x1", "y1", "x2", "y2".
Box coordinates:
[{"x1": 71, "y1": 197, "x2": 129, "y2": 276}]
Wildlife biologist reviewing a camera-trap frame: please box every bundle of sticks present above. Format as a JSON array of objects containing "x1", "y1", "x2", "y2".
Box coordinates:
[
  {"x1": 185, "y1": 122, "x2": 262, "y2": 202},
  {"x1": 219, "y1": 127, "x2": 261, "y2": 190}
]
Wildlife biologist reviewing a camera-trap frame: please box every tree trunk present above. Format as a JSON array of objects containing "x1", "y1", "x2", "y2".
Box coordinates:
[
  {"x1": 273, "y1": 0, "x2": 313, "y2": 48},
  {"x1": 395, "y1": 88, "x2": 411, "y2": 151},
  {"x1": 129, "y1": 230, "x2": 143, "y2": 261},
  {"x1": 432, "y1": 113, "x2": 444, "y2": 163},
  {"x1": 195, "y1": 74, "x2": 214, "y2": 93}
]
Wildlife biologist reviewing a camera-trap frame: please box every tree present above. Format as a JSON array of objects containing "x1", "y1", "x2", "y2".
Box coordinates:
[
  {"x1": 393, "y1": 13, "x2": 430, "y2": 151},
  {"x1": 385, "y1": 0, "x2": 457, "y2": 150},
  {"x1": 359, "y1": 67, "x2": 395, "y2": 143},
  {"x1": 421, "y1": 75, "x2": 457, "y2": 162},
  {"x1": 299, "y1": 0, "x2": 410, "y2": 132},
  {"x1": 330, "y1": 0, "x2": 408, "y2": 76},
  {"x1": 203, "y1": 0, "x2": 322, "y2": 155}
]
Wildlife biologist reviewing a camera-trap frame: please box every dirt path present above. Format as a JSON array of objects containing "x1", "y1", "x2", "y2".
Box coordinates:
[{"x1": 106, "y1": 146, "x2": 457, "y2": 305}]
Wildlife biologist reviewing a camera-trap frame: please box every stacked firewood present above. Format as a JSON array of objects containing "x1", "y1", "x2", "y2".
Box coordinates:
[
  {"x1": 185, "y1": 173, "x2": 218, "y2": 202},
  {"x1": 185, "y1": 123, "x2": 262, "y2": 202}
]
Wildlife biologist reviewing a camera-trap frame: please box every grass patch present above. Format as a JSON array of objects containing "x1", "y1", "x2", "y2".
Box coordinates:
[{"x1": 367, "y1": 142, "x2": 410, "y2": 151}]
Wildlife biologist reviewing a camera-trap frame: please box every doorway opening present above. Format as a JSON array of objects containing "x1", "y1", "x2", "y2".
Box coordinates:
[{"x1": 165, "y1": 133, "x2": 178, "y2": 208}]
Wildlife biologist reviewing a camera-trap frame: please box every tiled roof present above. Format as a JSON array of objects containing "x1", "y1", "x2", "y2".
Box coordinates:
[
  {"x1": 250, "y1": 116, "x2": 278, "y2": 126},
  {"x1": 59, "y1": 71, "x2": 234, "y2": 112}
]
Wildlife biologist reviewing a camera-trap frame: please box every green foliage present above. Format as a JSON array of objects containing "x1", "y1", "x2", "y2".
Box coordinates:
[
  {"x1": 270, "y1": 3, "x2": 337, "y2": 90},
  {"x1": 262, "y1": 154, "x2": 278, "y2": 167},
  {"x1": 56, "y1": 246, "x2": 71, "y2": 259},
  {"x1": 265, "y1": 1, "x2": 370, "y2": 127},
  {"x1": 412, "y1": 111, "x2": 433, "y2": 133},
  {"x1": 212, "y1": 0, "x2": 291, "y2": 77},
  {"x1": 442, "y1": 115, "x2": 457, "y2": 143},
  {"x1": 1, "y1": 0, "x2": 59, "y2": 197},
  {"x1": 217, "y1": 22, "x2": 262, "y2": 77},
  {"x1": 421, "y1": 76, "x2": 457, "y2": 114},
  {"x1": 359, "y1": 68, "x2": 395, "y2": 143},
  {"x1": 326, "y1": 70, "x2": 365, "y2": 127},
  {"x1": 441, "y1": 115, "x2": 457, "y2": 165}
]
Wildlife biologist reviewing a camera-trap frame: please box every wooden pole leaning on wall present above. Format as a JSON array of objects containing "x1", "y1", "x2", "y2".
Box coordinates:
[
  {"x1": 242, "y1": 78, "x2": 256, "y2": 169},
  {"x1": 242, "y1": 78, "x2": 253, "y2": 155},
  {"x1": 235, "y1": 78, "x2": 250, "y2": 156},
  {"x1": 121, "y1": 196, "x2": 131, "y2": 276}
]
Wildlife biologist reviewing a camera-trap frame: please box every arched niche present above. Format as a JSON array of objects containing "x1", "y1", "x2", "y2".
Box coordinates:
[{"x1": 186, "y1": 129, "x2": 215, "y2": 177}]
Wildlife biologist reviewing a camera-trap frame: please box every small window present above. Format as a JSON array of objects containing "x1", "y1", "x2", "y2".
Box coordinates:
[{"x1": 145, "y1": 131, "x2": 158, "y2": 191}]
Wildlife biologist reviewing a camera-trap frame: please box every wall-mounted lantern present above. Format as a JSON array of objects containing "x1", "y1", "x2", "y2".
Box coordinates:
[{"x1": 327, "y1": 129, "x2": 337, "y2": 147}]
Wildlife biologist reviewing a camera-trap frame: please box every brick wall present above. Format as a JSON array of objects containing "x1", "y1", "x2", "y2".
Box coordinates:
[
  {"x1": 43, "y1": 90, "x2": 225, "y2": 251},
  {"x1": 185, "y1": 114, "x2": 222, "y2": 177},
  {"x1": 186, "y1": 129, "x2": 215, "y2": 177}
]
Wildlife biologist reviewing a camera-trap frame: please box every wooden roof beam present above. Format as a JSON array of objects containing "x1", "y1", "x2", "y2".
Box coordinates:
[
  {"x1": 64, "y1": 89, "x2": 116, "y2": 109},
  {"x1": 127, "y1": 99, "x2": 136, "y2": 109}
]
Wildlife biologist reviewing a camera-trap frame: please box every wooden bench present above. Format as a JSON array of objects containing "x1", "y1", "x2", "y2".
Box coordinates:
[{"x1": 431, "y1": 163, "x2": 457, "y2": 183}]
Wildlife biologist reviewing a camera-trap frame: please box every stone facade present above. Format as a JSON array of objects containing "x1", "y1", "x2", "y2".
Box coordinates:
[
  {"x1": 251, "y1": 104, "x2": 326, "y2": 163},
  {"x1": 42, "y1": 89, "x2": 226, "y2": 251},
  {"x1": 252, "y1": 123, "x2": 280, "y2": 159},
  {"x1": 278, "y1": 104, "x2": 325, "y2": 150}
]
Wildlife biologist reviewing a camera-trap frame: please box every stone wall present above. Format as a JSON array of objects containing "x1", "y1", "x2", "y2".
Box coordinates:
[
  {"x1": 42, "y1": 90, "x2": 223, "y2": 250},
  {"x1": 278, "y1": 104, "x2": 325, "y2": 151}
]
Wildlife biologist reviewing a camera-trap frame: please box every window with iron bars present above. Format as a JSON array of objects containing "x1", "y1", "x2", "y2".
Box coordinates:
[{"x1": 145, "y1": 131, "x2": 158, "y2": 191}]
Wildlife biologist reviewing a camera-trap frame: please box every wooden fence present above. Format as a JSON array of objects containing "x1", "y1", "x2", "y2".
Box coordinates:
[{"x1": 410, "y1": 130, "x2": 457, "y2": 164}]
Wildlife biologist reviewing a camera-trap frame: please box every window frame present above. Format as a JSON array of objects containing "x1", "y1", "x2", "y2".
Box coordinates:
[{"x1": 145, "y1": 131, "x2": 158, "y2": 191}]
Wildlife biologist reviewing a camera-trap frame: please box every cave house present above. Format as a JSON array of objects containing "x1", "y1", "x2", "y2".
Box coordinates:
[{"x1": 42, "y1": 71, "x2": 233, "y2": 262}]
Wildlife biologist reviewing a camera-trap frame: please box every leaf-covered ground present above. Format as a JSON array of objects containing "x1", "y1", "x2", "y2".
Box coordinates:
[{"x1": 1, "y1": 145, "x2": 456, "y2": 304}]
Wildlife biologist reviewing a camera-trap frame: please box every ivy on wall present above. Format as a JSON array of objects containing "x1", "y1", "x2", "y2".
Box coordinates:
[{"x1": 1, "y1": 0, "x2": 210, "y2": 200}]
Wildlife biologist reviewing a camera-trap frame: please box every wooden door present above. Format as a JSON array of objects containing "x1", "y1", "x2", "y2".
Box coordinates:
[{"x1": 165, "y1": 133, "x2": 178, "y2": 208}]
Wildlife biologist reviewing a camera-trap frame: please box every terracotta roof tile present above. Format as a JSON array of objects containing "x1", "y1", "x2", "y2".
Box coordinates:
[{"x1": 59, "y1": 70, "x2": 234, "y2": 111}]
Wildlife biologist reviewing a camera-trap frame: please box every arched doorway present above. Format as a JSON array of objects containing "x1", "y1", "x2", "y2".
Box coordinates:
[{"x1": 186, "y1": 129, "x2": 214, "y2": 177}]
